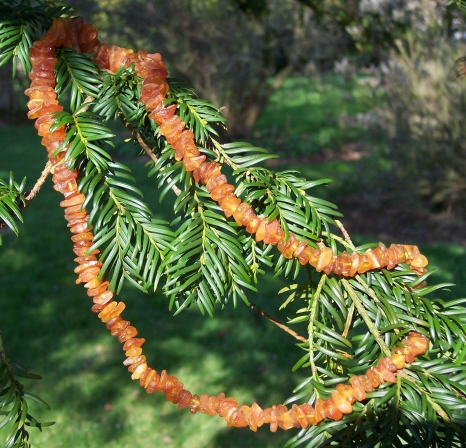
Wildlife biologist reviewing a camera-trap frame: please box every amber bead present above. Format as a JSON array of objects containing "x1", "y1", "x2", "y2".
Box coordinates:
[
  {"x1": 200, "y1": 162, "x2": 220, "y2": 183},
  {"x1": 76, "y1": 266, "x2": 100, "y2": 284},
  {"x1": 71, "y1": 232, "x2": 95, "y2": 244},
  {"x1": 210, "y1": 183, "x2": 235, "y2": 202},
  {"x1": 145, "y1": 371, "x2": 161, "y2": 394},
  {"x1": 365, "y1": 368, "x2": 382, "y2": 388},
  {"x1": 183, "y1": 154, "x2": 205, "y2": 172},
  {"x1": 125, "y1": 346, "x2": 143, "y2": 357},
  {"x1": 69, "y1": 221, "x2": 91, "y2": 234},
  {"x1": 105, "y1": 315, "x2": 122, "y2": 329},
  {"x1": 122, "y1": 337, "x2": 146, "y2": 351},
  {"x1": 323, "y1": 398, "x2": 343, "y2": 421},
  {"x1": 118, "y1": 326, "x2": 138, "y2": 343},
  {"x1": 232, "y1": 202, "x2": 252, "y2": 226},
  {"x1": 336, "y1": 384, "x2": 356, "y2": 404},
  {"x1": 101, "y1": 302, "x2": 126, "y2": 323},
  {"x1": 331, "y1": 391, "x2": 352, "y2": 414},
  {"x1": 52, "y1": 169, "x2": 77, "y2": 183},
  {"x1": 254, "y1": 219, "x2": 267, "y2": 242},
  {"x1": 92, "y1": 290, "x2": 113, "y2": 305},
  {"x1": 91, "y1": 303, "x2": 105, "y2": 313},
  {"x1": 131, "y1": 363, "x2": 148, "y2": 380},
  {"x1": 124, "y1": 355, "x2": 146, "y2": 367},
  {"x1": 291, "y1": 404, "x2": 309, "y2": 429},
  {"x1": 263, "y1": 219, "x2": 283, "y2": 246},
  {"x1": 390, "y1": 353, "x2": 406, "y2": 369},
  {"x1": 277, "y1": 233, "x2": 299, "y2": 258},
  {"x1": 219, "y1": 194, "x2": 241, "y2": 218},
  {"x1": 298, "y1": 246, "x2": 314, "y2": 265},
  {"x1": 87, "y1": 280, "x2": 110, "y2": 297},
  {"x1": 348, "y1": 377, "x2": 367, "y2": 401},
  {"x1": 358, "y1": 375, "x2": 374, "y2": 393},
  {"x1": 410, "y1": 254, "x2": 428, "y2": 268},
  {"x1": 165, "y1": 380, "x2": 185, "y2": 403},
  {"x1": 317, "y1": 249, "x2": 332, "y2": 271},
  {"x1": 150, "y1": 103, "x2": 177, "y2": 125},
  {"x1": 312, "y1": 398, "x2": 324, "y2": 424},
  {"x1": 177, "y1": 390, "x2": 193, "y2": 409},
  {"x1": 206, "y1": 174, "x2": 228, "y2": 193},
  {"x1": 245, "y1": 215, "x2": 262, "y2": 234},
  {"x1": 357, "y1": 254, "x2": 372, "y2": 274},
  {"x1": 293, "y1": 241, "x2": 308, "y2": 257},
  {"x1": 60, "y1": 194, "x2": 86, "y2": 208},
  {"x1": 98, "y1": 301, "x2": 117, "y2": 318},
  {"x1": 160, "y1": 117, "x2": 185, "y2": 144}
]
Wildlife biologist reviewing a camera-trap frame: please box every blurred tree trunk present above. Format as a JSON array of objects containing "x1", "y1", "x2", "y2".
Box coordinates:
[{"x1": 68, "y1": 0, "x2": 352, "y2": 139}]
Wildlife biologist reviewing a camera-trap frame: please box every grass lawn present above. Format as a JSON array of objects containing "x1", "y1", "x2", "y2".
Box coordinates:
[{"x1": 0, "y1": 74, "x2": 465, "y2": 447}]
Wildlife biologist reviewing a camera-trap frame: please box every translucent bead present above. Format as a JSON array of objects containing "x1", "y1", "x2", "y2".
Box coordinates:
[
  {"x1": 183, "y1": 155, "x2": 205, "y2": 172},
  {"x1": 335, "y1": 384, "x2": 356, "y2": 404},
  {"x1": 316, "y1": 247, "x2": 333, "y2": 272},
  {"x1": 348, "y1": 377, "x2": 367, "y2": 401},
  {"x1": 210, "y1": 183, "x2": 235, "y2": 202},
  {"x1": 122, "y1": 337, "x2": 146, "y2": 351},
  {"x1": 331, "y1": 391, "x2": 352, "y2": 414},
  {"x1": 323, "y1": 398, "x2": 343, "y2": 421},
  {"x1": 219, "y1": 194, "x2": 241, "y2": 218}
]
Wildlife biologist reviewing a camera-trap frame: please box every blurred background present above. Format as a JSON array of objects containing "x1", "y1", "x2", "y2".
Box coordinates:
[{"x1": 1, "y1": 1, "x2": 466, "y2": 447}]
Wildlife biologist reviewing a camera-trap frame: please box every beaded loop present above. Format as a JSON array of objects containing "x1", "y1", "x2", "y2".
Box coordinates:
[{"x1": 24, "y1": 17, "x2": 430, "y2": 432}]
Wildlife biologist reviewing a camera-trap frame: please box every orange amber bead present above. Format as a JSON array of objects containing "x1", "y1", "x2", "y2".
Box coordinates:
[
  {"x1": 331, "y1": 391, "x2": 352, "y2": 414},
  {"x1": 254, "y1": 219, "x2": 267, "y2": 242},
  {"x1": 118, "y1": 326, "x2": 138, "y2": 343},
  {"x1": 263, "y1": 219, "x2": 284, "y2": 246},
  {"x1": 348, "y1": 377, "x2": 367, "y2": 401},
  {"x1": 210, "y1": 183, "x2": 235, "y2": 202},
  {"x1": 183, "y1": 155, "x2": 205, "y2": 172},
  {"x1": 336, "y1": 384, "x2": 356, "y2": 404},
  {"x1": 219, "y1": 194, "x2": 241, "y2": 218},
  {"x1": 390, "y1": 353, "x2": 406, "y2": 369},
  {"x1": 316, "y1": 247, "x2": 333, "y2": 272},
  {"x1": 357, "y1": 254, "x2": 372, "y2": 274}
]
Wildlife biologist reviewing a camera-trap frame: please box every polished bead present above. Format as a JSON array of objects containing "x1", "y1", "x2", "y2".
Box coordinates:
[
  {"x1": 336, "y1": 384, "x2": 356, "y2": 404},
  {"x1": 210, "y1": 183, "x2": 235, "y2": 202},
  {"x1": 316, "y1": 247, "x2": 333, "y2": 272},
  {"x1": 254, "y1": 219, "x2": 267, "y2": 242},
  {"x1": 357, "y1": 254, "x2": 372, "y2": 274},
  {"x1": 348, "y1": 377, "x2": 367, "y2": 401},
  {"x1": 410, "y1": 254, "x2": 428, "y2": 268},
  {"x1": 125, "y1": 346, "x2": 143, "y2": 357},
  {"x1": 323, "y1": 398, "x2": 343, "y2": 421},
  {"x1": 118, "y1": 326, "x2": 138, "y2": 342},
  {"x1": 206, "y1": 174, "x2": 228, "y2": 193},
  {"x1": 230, "y1": 202, "x2": 251, "y2": 226},
  {"x1": 183, "y1": 154, "x2": 205, "y2": 172},
  {"x1": 219, "y1": 194, "x2": 241, "y2": 218},
  {"x1": 87, "y1": 281, "x2": 110, "y2": 297},
  {"x1": 390, "y1": 353, "x2": 406, "y2": 369},
  {"x1": 331, "y1": 391, "x2": 352, "y2": 414}
]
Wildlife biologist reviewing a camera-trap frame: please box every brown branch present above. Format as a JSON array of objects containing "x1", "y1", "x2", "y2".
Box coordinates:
[
  {"x1": 247, "y1": 299, "x2": 307, "y2": 343},
  {"x1": 25, "y1": 160, "x2": 52, "y2": 202},
  {"x1": 118, "y1": 112, "x2": 181, "y2": 196},
  {"x1": 335, "y1": 219, "x2": 354, "y2": 248},
  {"x1": 0, "y1": 160, "x2": 53, "y2": 231}
]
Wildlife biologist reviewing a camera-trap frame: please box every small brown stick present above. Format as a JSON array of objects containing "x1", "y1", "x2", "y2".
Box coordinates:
[
  {"x1": 247, "y1": 299, "x2": 307, "y2": 343},
  {"x1": 335, "y1": 219, "x2": 354, "y2": 248},
  {"x1": 25, "y1": 160, "x2": 52, "y2": 201},
  {"x1": 118, "y1": 112, "x2": 182, "y2": 196}
]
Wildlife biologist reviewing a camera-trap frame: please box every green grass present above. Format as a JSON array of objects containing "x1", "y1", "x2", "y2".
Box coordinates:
[
  {"x1": 253, "y1": 74, "x2": 380, "y2": 158},
  {"x1": 1, "y1": 73, "x2": 465, "y2": 447}
]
